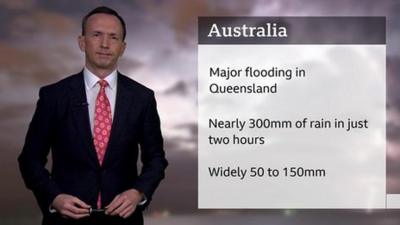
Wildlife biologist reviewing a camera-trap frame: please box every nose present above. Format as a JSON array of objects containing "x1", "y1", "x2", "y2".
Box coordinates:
[{"x1": 100, "y1": 36, "x2": 110, "y2": 48}]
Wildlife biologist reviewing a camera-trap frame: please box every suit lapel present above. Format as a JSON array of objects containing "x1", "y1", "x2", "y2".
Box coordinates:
[
  {"x1": 102, "y1": 73, "x2": 133, "y2": 167},
  {"x1": 69, "y1": 72, "x2": 100, "y2": 168}
]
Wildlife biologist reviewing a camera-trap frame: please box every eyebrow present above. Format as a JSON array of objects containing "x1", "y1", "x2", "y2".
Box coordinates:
[{"x1": 91, "y1": 30, "x2": 120, "y2": 36}]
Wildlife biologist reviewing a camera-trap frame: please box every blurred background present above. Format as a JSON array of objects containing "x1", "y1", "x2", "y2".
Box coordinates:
[{"x1": 1, "y1": 0, "x2": 400, "y2": 224}]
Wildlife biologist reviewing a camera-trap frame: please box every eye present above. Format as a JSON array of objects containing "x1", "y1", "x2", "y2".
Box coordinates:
[{"x1": 93, "y1": 32, "x2": 101, "y2": 37}]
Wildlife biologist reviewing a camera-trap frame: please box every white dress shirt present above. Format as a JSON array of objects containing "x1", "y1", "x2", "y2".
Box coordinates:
[{"x1": 83, "y1": 67, "x2": 117, "y2": 135}]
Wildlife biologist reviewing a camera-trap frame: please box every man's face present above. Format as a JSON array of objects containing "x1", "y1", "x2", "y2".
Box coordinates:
[{"x1": 78, "y1": 13, "x2": 126, "y2": 73}]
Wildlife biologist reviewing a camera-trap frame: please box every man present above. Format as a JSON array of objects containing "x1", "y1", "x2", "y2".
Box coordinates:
[{"x1": 18, "y1": 6, "x2": 168, "y2": 225}]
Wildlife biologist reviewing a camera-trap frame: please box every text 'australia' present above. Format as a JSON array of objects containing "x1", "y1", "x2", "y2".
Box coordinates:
[{"x1": 207, "y1": 23, "x2": 288, "y2": 38}]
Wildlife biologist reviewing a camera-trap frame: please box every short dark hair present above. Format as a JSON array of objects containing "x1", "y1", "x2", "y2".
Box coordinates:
[{"x1": 81, "y1": 6, "x2": 127, "y2": 41}]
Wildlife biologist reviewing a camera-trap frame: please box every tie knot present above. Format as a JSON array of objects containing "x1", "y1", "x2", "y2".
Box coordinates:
[{"x1": 98, "y1": 80, "x2": 108, "y2": 88}]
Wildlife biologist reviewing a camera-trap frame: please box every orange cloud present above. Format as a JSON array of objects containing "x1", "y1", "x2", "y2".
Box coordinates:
[
  {"x1": 9, "y1": 10, "x2": 75, "y2": 38},
  {"x1": 0, "y1": 0, "x2": 35, "y2": 10}
]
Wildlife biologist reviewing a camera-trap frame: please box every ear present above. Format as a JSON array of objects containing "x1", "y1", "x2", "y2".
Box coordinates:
[
  {"x1": 78, "y1": 35, "x2": 85, "y2": 52},
  {"x1": 119, "y1": 42, "x2": 127, "y2": 57}
]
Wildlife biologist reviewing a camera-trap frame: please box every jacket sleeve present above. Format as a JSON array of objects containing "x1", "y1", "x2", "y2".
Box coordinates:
[
  {"x1": 131, "y1": 91, "x2": 168, "y2": 207},
  {"x1": 18, "y1": 87, "x2": 62, "y2": 214}
]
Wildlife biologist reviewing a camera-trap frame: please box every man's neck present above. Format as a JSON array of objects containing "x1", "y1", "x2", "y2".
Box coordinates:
[{"x1": 85, "y1": 65, "x2": 116, "y2": 79}]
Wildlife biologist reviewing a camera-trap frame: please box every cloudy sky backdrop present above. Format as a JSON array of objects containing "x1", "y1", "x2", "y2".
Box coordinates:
[{"x1": 1, "y1": 0, "x2": 400, "y2": 224}]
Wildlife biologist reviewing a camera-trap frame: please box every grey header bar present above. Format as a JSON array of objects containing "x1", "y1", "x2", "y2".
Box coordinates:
[{"x1": 198, "y1": 17, "x2": 386, "y2": 44}]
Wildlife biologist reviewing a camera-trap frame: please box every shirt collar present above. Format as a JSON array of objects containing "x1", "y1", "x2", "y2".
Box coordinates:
[{"x1": 83, "y1": 67, "x2": 117, "y2": 91}]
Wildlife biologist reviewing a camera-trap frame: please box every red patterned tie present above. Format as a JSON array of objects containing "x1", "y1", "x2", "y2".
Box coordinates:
[{"x1": 93, "y1": 80, "x2": 112, "y2": 208}]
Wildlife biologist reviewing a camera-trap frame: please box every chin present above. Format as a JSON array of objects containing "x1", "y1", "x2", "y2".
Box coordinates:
[{"x1": 95, "y1": 62, "x2": 114, "y2": 69}]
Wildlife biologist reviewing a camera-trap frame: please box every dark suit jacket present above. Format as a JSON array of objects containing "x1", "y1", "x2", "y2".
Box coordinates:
[{"x1": 18, "y1": 71, "x2": 168, "y2": 225}]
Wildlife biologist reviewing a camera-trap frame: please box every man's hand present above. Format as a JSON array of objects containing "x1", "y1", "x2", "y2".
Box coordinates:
[
  {"x1": 51, "y1": 194, "x2": 90, "y2": 219},
  {"x1": 105, "y1": 189, "x2": 143, "y2": 218}
]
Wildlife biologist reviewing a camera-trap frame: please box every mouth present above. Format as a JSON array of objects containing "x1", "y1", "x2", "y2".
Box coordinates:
[{"x1": 96, "y1": 52, "x2": 112, "y2": 57}]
